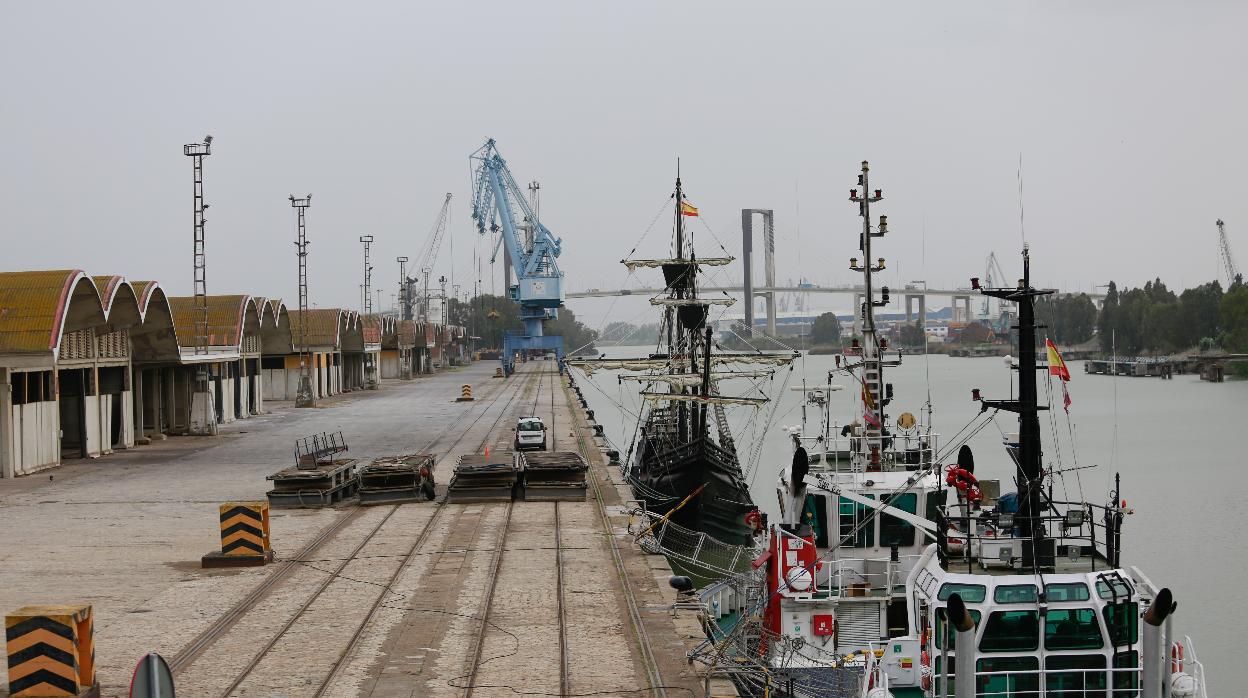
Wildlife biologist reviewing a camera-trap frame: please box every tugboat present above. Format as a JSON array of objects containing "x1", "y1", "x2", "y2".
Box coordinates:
[
  {"x1": 568, "y1": 169, "x2": 796, "y2": 582},
  {"x1": 694, "y1": 163, "x2": 1209, "y2": 698}
]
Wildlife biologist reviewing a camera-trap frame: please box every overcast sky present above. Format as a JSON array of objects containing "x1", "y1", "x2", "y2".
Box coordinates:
[{"x1": 3, "y1": 1, "x2": 1245, "y2": 328}]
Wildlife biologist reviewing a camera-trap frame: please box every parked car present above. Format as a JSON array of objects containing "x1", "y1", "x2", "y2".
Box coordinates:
[{"x1": 514, "y1": 416, "x2": 547, "y2": 451}]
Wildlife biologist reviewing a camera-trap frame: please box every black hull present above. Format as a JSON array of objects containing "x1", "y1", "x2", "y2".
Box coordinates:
[{"x1": 630, "y1": 435, "x2": 757, "y2": 546}]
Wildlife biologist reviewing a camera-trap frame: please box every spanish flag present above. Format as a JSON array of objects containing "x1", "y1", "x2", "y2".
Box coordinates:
[
  {"x1": 680, "y1": 200, "x2": 699, "y2": 217},
  {"x1": 1046, "y1": 338, "x2": 1073, "y2": 413},
  {"x1": 1046, "y1": 339, "x2": 1070, "y2": 381}
]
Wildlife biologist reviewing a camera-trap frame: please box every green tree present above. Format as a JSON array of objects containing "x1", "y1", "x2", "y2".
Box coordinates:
[
  {"x1": 810, "y1": 312, "x2": 842, "y2": 345},
  {"x1": 900, "y1": 322, "x2": 926, "y2": 348},
  {"x1": 1037, "y1": 294, "x2": 1097, "y2": 345},
  {"x1": 1178, "y1": 282, "x2": 1223, "y2": 348},
  {"x1": 1222, "y1": 285, "x2": 1248, "y2": 352}
]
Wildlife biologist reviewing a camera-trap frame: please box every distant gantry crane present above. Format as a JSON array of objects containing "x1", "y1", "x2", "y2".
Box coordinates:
[
  {"x1": 1217, "y1": 219, "x2": 1241, "y2": 287},
  {"x1": 470, "y1": 138, "x2": 565, "y2": 375}
]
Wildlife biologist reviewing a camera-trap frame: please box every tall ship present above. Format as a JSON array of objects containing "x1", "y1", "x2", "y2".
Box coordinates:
[
  {"x1": 568, "y1": 170, "x2": 796, "y2": 583},
  {"x1": 692, "y1": 162, "x2": 1210, "y2": 698}
]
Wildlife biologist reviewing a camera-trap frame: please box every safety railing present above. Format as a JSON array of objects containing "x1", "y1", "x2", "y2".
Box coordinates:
[
  {"x1": 931, "y1": 665, "x2": 1146, "y2": 698},
  {"x1": 815, "y1": 554, "x2": 922, "y2": 598},
  {"x1": 799, "y1": 431, "x2": 940, "y2": 474}
]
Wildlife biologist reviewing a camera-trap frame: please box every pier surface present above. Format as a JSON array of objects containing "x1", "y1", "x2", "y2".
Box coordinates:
[{"x1": 0, "y1": 360, "x2": 719, "y2": 697}]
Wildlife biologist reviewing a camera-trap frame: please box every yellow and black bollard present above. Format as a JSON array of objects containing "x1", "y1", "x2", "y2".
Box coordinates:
[
  {"x1": 202, "y1": 501, "x2": 273, "y2": 568},
  {"x1": 493, "y1": 367, "x2": 504, "y2": 378},
  {"x1": 457, "y1": 384, "x2": 475, "y2": 401},
  {"x1": 6, "y1": 604, "x2": 98, "y2": 697}
]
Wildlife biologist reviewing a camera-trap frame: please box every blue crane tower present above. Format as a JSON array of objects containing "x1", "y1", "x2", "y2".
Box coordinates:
[{"x1": 470, "y1": 139, "x2": 565, "y2": 375}]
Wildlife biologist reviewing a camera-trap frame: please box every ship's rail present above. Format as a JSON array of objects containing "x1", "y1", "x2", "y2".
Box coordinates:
[
  {"x1": 796, "y1": 430, "x2": 940, "y2": 473},
  {"x1": 772, "y1": 527, "x2": 920, "y2": 599},
  {"x1": 630, "y1": 508, "x2": 760, "y2": 581},
  {"x1": 941, "y1": 498, "x2": 1127, "y2": 574},
  {"x1": 930, "y1": 663, "x2": 1207, "y2": 697}
]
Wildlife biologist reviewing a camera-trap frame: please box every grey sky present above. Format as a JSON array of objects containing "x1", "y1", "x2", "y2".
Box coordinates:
[{"x1": 3, "y1": 1, "x2": 1245, "y2": 328}]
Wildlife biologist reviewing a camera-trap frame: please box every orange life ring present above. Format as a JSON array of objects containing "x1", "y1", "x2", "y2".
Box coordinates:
[{"x1": 945, "y1": 465, "x2": 983, "y2": 502}]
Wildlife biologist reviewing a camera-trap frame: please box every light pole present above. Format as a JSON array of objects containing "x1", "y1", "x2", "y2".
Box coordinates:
[
  {"x1": 184, "y1": 135, "x2": 217, "y2": 435},
  {"x1": 291, "y1": 194, "x2": 315, "y2": 407}
]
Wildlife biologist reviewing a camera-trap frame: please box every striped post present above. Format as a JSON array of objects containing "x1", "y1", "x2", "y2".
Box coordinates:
[
  {"x1": 204, "y1": 502, "x2": 273, "y2": 567},
  {"x1": 5, "y1": 604, "x2": 96, "y2": 697},
  {"x1": 219, "y1": 502, "x2": 270, "y2": 556}
]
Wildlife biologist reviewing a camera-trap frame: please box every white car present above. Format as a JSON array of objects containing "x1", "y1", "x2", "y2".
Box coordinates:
[{"x1": 514, "y1": 416, "x2": 547, "y2": 451}]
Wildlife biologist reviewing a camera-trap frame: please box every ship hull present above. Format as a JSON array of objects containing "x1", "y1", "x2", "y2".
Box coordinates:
[{"x1": 630, "y1": 435, "x2": 756, "y2": 547}]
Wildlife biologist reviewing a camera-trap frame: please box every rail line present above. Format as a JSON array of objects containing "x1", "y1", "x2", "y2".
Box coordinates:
[
  {"x1": 563, "y1": 372, "x2": 669, "y2": 697},
  {"x1": 168, "y1": 368, "x2": 540, "y2": 696}
]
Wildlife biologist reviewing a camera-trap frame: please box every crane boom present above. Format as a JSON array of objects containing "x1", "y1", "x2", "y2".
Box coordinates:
[
  {"x1": 470, "y1": 138, "x2": 566, "y2": 375},
  {"x1": 415, "y1": 193, "x2": 453, "y2": 278},
  {"x1": 1217, "y1": 219, "x2": 1240, "y2": 287}
]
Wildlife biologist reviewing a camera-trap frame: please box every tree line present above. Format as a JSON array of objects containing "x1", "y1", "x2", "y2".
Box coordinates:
[
  {"x1": 1098, "y1": 277, "x2": 1247, "y2": 355},
  {"x1": 448, "y1": 294, "x2": 600, "y2": 356}
]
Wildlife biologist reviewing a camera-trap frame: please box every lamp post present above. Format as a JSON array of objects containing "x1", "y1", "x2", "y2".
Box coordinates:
[{"x1": 291, "y1": 194, "x2": 314, "y2": 407}]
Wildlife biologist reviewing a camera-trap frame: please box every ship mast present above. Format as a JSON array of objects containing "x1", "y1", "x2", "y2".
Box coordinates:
[
  {"x1": 976, "y1": 246, "x2": 1053, "y2": 570},
  {"x1": 848, "y1": 161, "x2": 891, "y2": 458}
]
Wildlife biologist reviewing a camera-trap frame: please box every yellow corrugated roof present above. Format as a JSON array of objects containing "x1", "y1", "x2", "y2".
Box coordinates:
[
  {"x1": 167, "y1": 295, "x2": 254, "y2": 348},
  {"x1": 92, "y1": 275, "x2": 124, "y2": 311},
  {"x1": 0, "y1": 270, "x2": 92, "y2": 354},
  {"x1": 289, "y1": 309, "x2": 343, "y2": 347},
  {"x1": 361, "y1": 314, "x2": 382, "y2": 344}
]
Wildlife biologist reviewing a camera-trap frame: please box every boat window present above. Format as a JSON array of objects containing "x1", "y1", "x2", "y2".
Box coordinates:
[
  {"x1": 1112, "y1": 650, "x2": 1140, "y2": 694},
  {"x1": 1044, "y1": 582, "x2": 1091, "y2": 602},
  {"x1": 880, "y1": 493, "x2": 917, "y2": 547},
  {"x1": 1046, "y1": 654, "x2": 1107, "y2": 695},
  {"x1": 838, "y1": 496, "x2": 875, "y2": 548},
  {"x1": 993, "y1": 584, "x2": 1038, "y2": 604},
  {"x1": 979, "y1": 610, "x2": 1040, "y2": 652},
  {"x1": 937, "y1": 582, "x2": 986, "y2": 603},
  {"x1": 975, "y1": 656, "x2": 1039, "y2": 696},
  {"x1": 925, "y1": 490, "x2": 943, "y2": 521},
  {"x1": 1103, "y1": 602, "x2": 1139, "y2": 645},
  {"x1": 802, "y1": 494, "x2": 830, "y2": 547},
  {"x1": 933, "y1": 607, "x2": 981, "y2": 650},
  {"x1": 1044, "y1": 608, "x2": 1104, "y2": 650},
  {"x1": 1096, "y1": 578, "x2": 1132, "y2": 599}
]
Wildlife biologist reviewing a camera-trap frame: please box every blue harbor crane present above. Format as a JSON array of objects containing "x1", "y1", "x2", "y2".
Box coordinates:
[{"x1": 470, "y1": 138, "x2": 565, "y2": 375}]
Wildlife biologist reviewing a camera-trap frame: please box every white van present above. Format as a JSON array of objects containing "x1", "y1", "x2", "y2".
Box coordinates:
[{"x1": 514, "y1": 416, "x2": 547, "y2": 451}]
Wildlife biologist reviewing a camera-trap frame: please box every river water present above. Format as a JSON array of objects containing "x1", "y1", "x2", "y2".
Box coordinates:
[{"x1": 577, "y1": 348, "x2": 1244, "y2": 694}]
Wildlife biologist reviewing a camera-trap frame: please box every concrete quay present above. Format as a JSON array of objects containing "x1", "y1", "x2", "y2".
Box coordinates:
[{"x1": 0, "y1": 360, "x2": 732, "y2": 697}]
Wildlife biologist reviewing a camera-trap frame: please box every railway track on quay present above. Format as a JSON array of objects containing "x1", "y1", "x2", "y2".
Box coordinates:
[{"x1": 167, "y1": 366, "x2": 544, "y2": 697}]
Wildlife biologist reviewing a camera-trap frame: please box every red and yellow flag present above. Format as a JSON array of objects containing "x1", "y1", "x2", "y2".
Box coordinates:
[
  {"x1": 680, "y1": 200, "x2": 699, "y2": 217},
  {"x1": 1046, "y1": 338, "x2": 1073, "y2": 413},
  {"x1": 1046, "y1": 339, "x2": 1070, "y2": 381}
]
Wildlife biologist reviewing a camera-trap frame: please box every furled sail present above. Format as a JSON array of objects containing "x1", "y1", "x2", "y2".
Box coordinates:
[
  {"x1": 621, "y1": 257, "x2": 734, "y2": 272},
  {"x1": 618, "y1": 371, "x2": 775, "y2": 387},
  {"x1": 566, "y1": 358, "x2": 670, "y2": 375},
  {"x1": 639, "y1": 392, "x2": 768, "y2": 407},
  {"x1": 649, "y1": 297, "x2": 737, "y2": 307},
  {"x1": 568, "y1": 353, "x2": 796, "y2": 376}
]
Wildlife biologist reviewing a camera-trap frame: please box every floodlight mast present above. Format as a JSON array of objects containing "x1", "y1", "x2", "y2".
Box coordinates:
[
  {"x1": 291, "y1": 195, "x2": 315, "y2": 407},
  {"x1": 360, "y1": 235, "x2": 375, "y2": 314},
  {"x1": 396, "y1": 256, "x2": 411, "y2": 321},
  {"x1": 183, "y1": 135, "x2": 216, "y2": 435}
]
